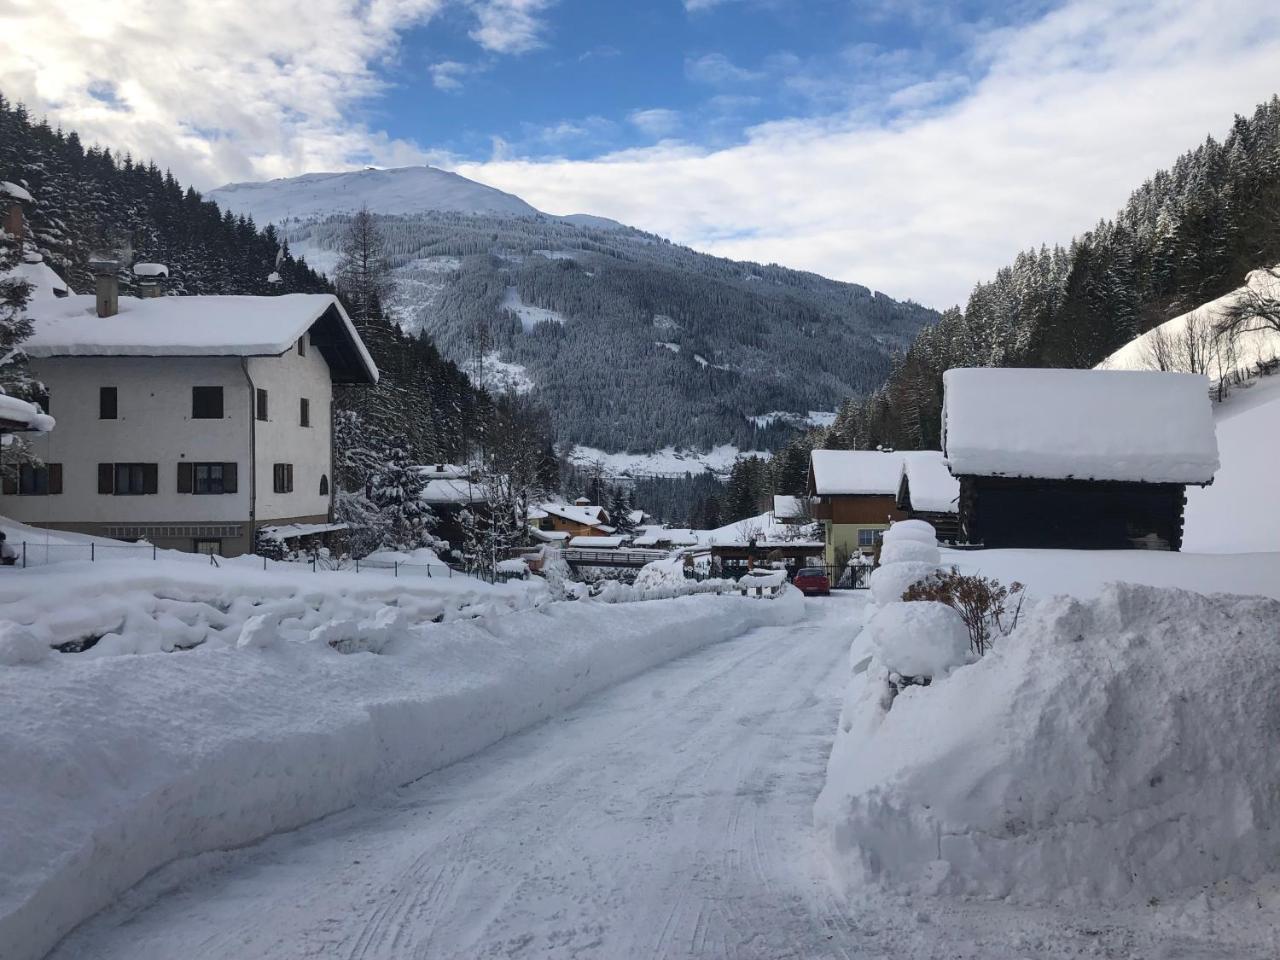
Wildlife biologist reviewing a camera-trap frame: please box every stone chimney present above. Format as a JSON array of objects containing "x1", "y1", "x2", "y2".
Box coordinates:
[{"x1": 89, "y1": 257, "x2": 121, "y2": 318}]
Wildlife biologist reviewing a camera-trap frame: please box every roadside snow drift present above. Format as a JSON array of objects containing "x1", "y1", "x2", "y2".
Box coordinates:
[
  {"x1": 0, "y1": 571, "x2": 801, "y2": 960},
  {"x1": 816, "y1": 582, "x2": 1280, "y2": 904}
]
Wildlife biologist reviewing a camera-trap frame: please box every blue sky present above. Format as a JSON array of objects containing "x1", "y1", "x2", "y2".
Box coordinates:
[
  {"x1": 376, "y1": 1, "x2": 1050, "y2": 163},
  {"x1": 6, "y1": 0, "x2": 1280, "y2": 305}
]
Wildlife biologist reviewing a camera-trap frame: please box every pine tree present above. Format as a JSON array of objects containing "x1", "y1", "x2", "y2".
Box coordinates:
[{"x1": 371, "y1": 446, "x2": 435, "y2": 551}]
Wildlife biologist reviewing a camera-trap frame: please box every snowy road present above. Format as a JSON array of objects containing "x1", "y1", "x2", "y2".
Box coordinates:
[
  {"x1": 50, "y1": 595, "x2": 863, "y2": 960},
  {"x1": 45, "y1": 592, "x2": 1279, "y2": 960}
]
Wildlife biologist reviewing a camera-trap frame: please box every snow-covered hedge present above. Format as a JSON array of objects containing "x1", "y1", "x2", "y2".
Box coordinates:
[
  {"x1": 0, "y1": 572, "x2": 802, "y2": 960},
  {"x1": 816, "y1": 583, "x2": 1280, "y2": 904}
]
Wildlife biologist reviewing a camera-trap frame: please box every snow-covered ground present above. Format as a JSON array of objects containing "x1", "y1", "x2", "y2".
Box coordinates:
[
  {"x1": 0, "y1": 566, "x2": 802, "y2": 960},
  {"x1": 462, "y1": 350, "x2": 535, "y2": 394},
  {"x1": 568, "y1": 443, "x2": 770, "y2": 477},
  {"x1": 500, "y1": 284, "x2": 567, "y2": 332}
]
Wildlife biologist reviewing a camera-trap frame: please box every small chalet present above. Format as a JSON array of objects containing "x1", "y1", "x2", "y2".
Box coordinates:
[
  {"x1": 896, "y1": 451, "x2": 960, "y2": 542},
  {"x1": 529, "y1": 501, "x2": 613, "y2": 539},
  {"x1": 2, "y1": 261, "x2": 377, "y2": 557},
  {"x1": 942, "y1": 368, "x2": 1219, "y2": 550},
  {"x1": 807, "y1": 450, "x2": 906, "y2": 564},
  {"x1": 418, "y1": 466, "x2": 484, "y2": 547}
]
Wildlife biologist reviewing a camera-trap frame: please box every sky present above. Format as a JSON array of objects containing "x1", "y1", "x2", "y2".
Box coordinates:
[{"x1": 3, "y1": 0, "x2": 1280, "y2": 307}]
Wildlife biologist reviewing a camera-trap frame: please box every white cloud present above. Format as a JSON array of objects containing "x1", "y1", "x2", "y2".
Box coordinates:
[
  {"x1": 467, "y1": 0, "x2": 555, "y2": 54},
  {"x1": 0, "y1": 0, "x2": 551, "y2": 188},
  {"x1": 685, "y1": 53, "x2": 764, "y2": 86},
  {"x1": 457, "y1": 0, "x2": 1280, "y2": 308},
  {"x1": 429, "y1": 60, "x2": 471, "y2": 91},
  {"x1": 628, "y1": 108, "x2": 682, "y2": 138}
]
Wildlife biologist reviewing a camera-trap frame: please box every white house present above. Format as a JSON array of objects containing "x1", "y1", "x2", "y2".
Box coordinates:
[{"x1": 2, "y1": 267, "x2": 377, "y2": 556}]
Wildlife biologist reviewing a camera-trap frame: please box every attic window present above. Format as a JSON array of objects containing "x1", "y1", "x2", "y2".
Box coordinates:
[{"x1": 298, "y1": 336, "x2": 306, "y2": 357}]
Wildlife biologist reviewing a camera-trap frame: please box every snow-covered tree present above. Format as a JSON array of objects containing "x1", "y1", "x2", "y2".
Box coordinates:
[
  {"x1": 371, "y1": 446, "x2": 435, "y2": 551},
  {"x1": 334, "y1": 206, "x2": 391, "y2": 323}
]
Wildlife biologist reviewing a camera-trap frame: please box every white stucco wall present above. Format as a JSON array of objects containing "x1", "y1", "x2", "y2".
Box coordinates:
[
  {"x1": 5, "y1": 355, "x2": 252, "y2": 525},
  {"x1": 247, "y1": 335, "x2": 334, "y2": 523}
]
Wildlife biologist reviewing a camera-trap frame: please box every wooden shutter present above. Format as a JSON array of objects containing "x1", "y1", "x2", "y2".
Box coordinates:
[
  {"x1": 286, "y1": 463, "x2": 294, "y2": 493},
  {"x1": 2, "y1": 473, "x2": 15, "y2": 495},
  {"x1": 98, "y1": 462, "x2": 115, "y2": 494},
  {"x1": 177, "y1": 461, "x2": 193, "y2": 493},
  {"x1": 143, "y1": 463, "x2": 159, "y2": 494},
  {"x1": 223, "y1": 462, "x2": 238, "y2": 494},
  {"x1": 48, "y1": 464, "x2": 62, "y2": 495}
]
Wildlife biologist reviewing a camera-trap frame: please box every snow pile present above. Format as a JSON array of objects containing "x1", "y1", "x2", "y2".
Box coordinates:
[
  {"x1": 879, "y1": 537, "x2": 940, "y2": 566},
  {"x1": 862, "y1": 601, "x2": 969, "y2": 678},
  {"x1": 0, "y1": 584, "x2": 801, "y2": 960},
  {"x1": 883, "y1": 518, "x2": 939, "y2": 545},
  {"x1": 868, "y1": 520, "x2": 941, "y2": 606},
  {"x1": 816, "y1": 582, "x2": 1280, "y2": 904},
  {"x1": 942, "y1": 368, "x2": 1219, "y2": 484},
  {"x1": 593, "y1": 557, "x2": 740, "y2": 603}
]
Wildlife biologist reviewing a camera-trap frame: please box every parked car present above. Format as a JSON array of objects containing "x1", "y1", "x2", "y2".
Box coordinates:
[
  {"x1": 737, "y1": 567, "x2": 787, "y2": 598},
  {"x1": 793, "y1": 567, "x2": 831, "y2": 596}
]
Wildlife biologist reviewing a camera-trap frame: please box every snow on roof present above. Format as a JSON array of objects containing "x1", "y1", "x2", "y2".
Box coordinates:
[
  {"x1": 538, "y1": 502, "x2": 607, "y2": 527},
  {"x1": 11, "y1": 257, "x2": 71, "y2": 311},
  {"x1": 772, "y1": 494, "x2": 808, "y2": 519},
  {"x1": 566, "y1": 535, "x2": 625, "y2": 549},
  {"x1": 421, "y1": 478, "x2": 482, "y2": 505},
  {"x1": 809, "y1": 449, "x2": 905, "y2": 495},
  {"x1": 942, "y1": 368, "x2": 1219, "y2": 484},
  {"x1": 0, "y1": 393, "x2": 55, "y2": 432},
  {"x1": 1, "y1": 181, "x2": 33, "y2": 203},
  {"x1": 417, "y1": 463, "x2": 470, "y2": 480},
  {"x1": 131, "y1": 263, "x2": 169, "y2": 278},
  {"x1": 529, "y1": 527, "x2": 570, "y2": 542},
  {"x1": 22, "y1": 293, "x2": 378, "y2": 384},
  {"x1": 258, "y1": 521, "x2": 347, "y2": 539},
  {"x1": 898, "y1": 451, "x2": 960, "y2": 513}
]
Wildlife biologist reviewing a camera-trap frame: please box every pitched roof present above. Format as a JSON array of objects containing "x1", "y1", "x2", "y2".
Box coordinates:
[
  {"x1": 809, "y1": 449, "x2": 905, "y2": 496},
  {"x1": 538, "y1": 502, "x2": 608, "y2": 527},
  {"x1": 898, "y1": 451, "x2": 959, "y2": 513},
  {"x1": 566, "y1": 535, "x2": 626, "y2": 549},
  {"x1": 23, "y1": 293, "x2": 378, "y2": 384},
  {"x1": 942, "y1": 368, "x2": 1219, "y2": 484}
]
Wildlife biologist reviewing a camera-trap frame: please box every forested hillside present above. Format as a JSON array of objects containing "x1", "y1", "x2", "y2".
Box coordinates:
[
  {"x1": 211, "y1": 176, "x2": 938, "y2": 453},
  {"x1": 823, "y1": 95, "x2": 1280, "y2": 453}
]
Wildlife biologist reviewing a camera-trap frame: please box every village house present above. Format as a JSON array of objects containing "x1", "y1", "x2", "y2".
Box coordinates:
[
  {"x1": 895, "y1": 451, "x2": 961, "y2": 543},
  {"x1": 807, "y1": 449, "x2": 906, "y2": 565},
  {"x1": 1, "y1": 261, "x2": 378, "y2": 557},
  {"x1": 942, "y1": 368, "x2": 1219, "y2": 550},
  {"x1": 529, "y1": 501, "x2": 614, "y2": 540}
]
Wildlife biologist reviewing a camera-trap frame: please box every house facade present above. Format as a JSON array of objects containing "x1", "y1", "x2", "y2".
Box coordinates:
[
  {"x1": 529, "y1": 502, "x2": 613, "y2": 540},
  {"x1": 942, "y1": 368, "x2": 1219, "y2": 550},
  {"x1": 2, "y1": 276, "x2": 377, "y2": 556},
  {"x1": 807, "y1": 450, "x2": 906, "y2": 565}
]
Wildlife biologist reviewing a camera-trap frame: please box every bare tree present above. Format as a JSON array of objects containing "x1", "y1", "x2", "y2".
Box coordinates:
[
  {"x1": 334, "y1": 206, "x2": 392, "y2": 323},
  {"x1": 1218, "y1": 266, "x2": 1280, "y2": 340},
  {"x1": 1139, "y1": 308, "x2": 1217, "y2": 376}
]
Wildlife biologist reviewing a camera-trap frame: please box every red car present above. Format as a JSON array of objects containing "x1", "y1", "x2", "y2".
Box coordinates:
[{"x1": 792, "y1": 567, "x2": 831, "y2": 596}]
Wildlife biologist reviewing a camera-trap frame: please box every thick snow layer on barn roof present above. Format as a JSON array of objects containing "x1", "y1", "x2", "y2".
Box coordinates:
[
  {"x1": 809, "y1": 450, "x2": 904, "y2": 495},
  {"x1": 22, "y1": 293, "x2": 378, "y2": 384},
  {"x1": 899, "y1": 451, "x2": 960, "y2": 513},
  {"x1": 942, "y1": 368, "x2": 1219, "y2": 484}
]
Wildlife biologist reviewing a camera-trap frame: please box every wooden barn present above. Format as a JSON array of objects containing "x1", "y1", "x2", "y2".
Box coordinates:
[
  {"x1": 942, "y1": 368, "x2": 1219, "y2": 550},
  {"x1": 895, "y1": 451, "x2": 960, "y2": 543}
]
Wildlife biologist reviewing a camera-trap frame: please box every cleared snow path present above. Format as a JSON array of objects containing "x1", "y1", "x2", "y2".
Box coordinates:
[{"x1": 45, "y1": 594, "x2": 1279, "y2": 960}]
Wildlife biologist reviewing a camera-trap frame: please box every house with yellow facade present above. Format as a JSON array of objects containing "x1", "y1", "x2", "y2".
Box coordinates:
[{"x1": 807, "y1": 450, "x2": 906, "y2": 565}]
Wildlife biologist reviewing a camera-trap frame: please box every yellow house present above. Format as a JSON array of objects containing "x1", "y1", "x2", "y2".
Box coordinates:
[{"x1": 807, "y1": 450, "x2": 907, "y2": 565}]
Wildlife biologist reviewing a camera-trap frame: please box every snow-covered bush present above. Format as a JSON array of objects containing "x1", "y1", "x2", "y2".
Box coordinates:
[
  {"x1": 863, "y1": 601, "x2": 969, "y2": 679},
  {"x1": 0, "y1": 621, "x2": 50, "y2": 666},
  {"x1": 868, "y1": 561, "x2": 939, "y2": 606},
  {"x1": 816, "y1": 584, "x2": 1280, "y2": 903},
  {"x1": 882, "y1": 519, "x2": 937, "y2": 545},
  {"x1": 878, "y1": 538, "x2": 940, "y2": 566},
  {"x1": 902, "y1": 566, "x2": 1025, "y2": 656}
]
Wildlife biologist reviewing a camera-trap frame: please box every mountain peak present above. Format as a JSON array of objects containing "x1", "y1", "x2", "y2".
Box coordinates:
[{"x1": 208, "y1": 165, "x2": 541, "y2": 225}]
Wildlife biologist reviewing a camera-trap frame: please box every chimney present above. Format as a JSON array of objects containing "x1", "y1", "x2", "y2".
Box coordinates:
[
  {"x1": 89, "y1": 257, "x2": 120, "y2": 318},
  {"x1": 132, "y1": 262, "x2": 169, "y2": 298}
]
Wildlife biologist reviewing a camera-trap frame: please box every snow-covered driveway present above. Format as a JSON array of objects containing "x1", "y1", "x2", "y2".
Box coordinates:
[{"x1": 50, "y1": 595, "x2": 863, "y2": 960}]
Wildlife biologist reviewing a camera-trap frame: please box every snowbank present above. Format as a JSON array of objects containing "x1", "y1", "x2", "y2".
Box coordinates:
[
  {"x1": 868, "y1": 560, "x2": 939, "y2": 606},
  {"x1": 594, "y1": 557, "x2": 742, "y2": 603},
  {"x1": 0, "y1": 576, "x2": 800, "y2": 960},
  {"x1": 878, "y1": 538, "x2": 940, "y2": 566},
  {"x1": 816, "y1": 583, "x2": 1280, "y2": 904},
  {"x1": 863, "y1": 601, "x2": 968, "y2": 678}
]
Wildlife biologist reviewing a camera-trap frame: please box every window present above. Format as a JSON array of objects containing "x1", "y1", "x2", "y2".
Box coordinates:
[
  {"x1": 297, "y1": 336, "x2": 307, "y2": 357},
  {"x1": 319, "y1": 474, "x2": 329, "y2": 496},
  {"x1": 857, "y1": 528, "x2": 881, "y2": 548},
  {"x1": 15, "y1": 463, "x2": 61, "y2": 495},
  {"x1": 101, "y1": 462, "x2": 157, "y2": 496},
  {"x1": 273, "y1": 462, "x2": 294, "y2": 494},
  {"x1": 192, "y1": 386, "x2": 223, "y2": 419},
  {"x1": 193, "y1": 538, "x2": 222, "y2": 556},
  {"x1": 99, "y1": 386, "x2": 118, "y2": 420},
  {"x1": 178, "y1": 461, "x2": 238, "y2": 495},
  {"x1": 256, "y1": 388, "x2": 268, "y2": 421},
  {"x1": 299, "y1": 397, "x2": 310, "y2": 427}
]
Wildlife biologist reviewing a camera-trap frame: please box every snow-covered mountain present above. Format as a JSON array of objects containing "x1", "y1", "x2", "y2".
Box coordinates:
[
  {"x1": 205, "y1": 166, "x2": 938, "y2": 453},
  {"x1": 209, "y1": 165, "x2": 540, "y2": 224}
]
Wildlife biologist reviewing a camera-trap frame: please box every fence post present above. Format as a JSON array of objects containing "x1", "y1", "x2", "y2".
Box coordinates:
[
  {"x1": 21, "y1": 542, "x2": 25, "y2": 569},
  {"x1": 312, "y1": 554, "x2": 317, "y2": 573},
  {"x1": 263, "y1": 555, "x2": 267, "y2": 571},
  {"x1": 153, "y1": 544, "x2": 157, "y2": 560},
  {"x1": 394, "y1": 561, "x2": 398, "y2": 578},
  {"x1": 355, "y1": 557, "x2": 359, "y2": 573},
  {"x1": 91, "y1": 543, "x2": 95, "y2": 563}
]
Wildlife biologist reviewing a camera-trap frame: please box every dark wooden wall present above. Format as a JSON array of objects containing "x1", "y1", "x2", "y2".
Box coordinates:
[{"x1": 958, "y1": 476, "x2": 1189, "y2": 551}]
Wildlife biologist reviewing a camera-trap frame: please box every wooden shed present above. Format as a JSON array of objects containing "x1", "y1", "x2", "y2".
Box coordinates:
[
  {"x1": 895, "y1": 451, "x2": 960, "y2": 543},
  {"x1": 942, "y1": 368, "x2": 1220, "y2": 550}
]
